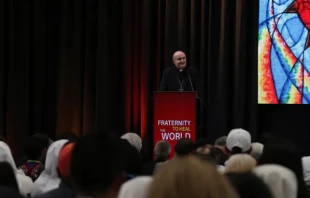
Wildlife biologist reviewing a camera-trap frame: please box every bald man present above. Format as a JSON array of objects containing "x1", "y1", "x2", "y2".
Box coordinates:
[{"x1": 160, "y1": 51, "x2": 200, "y2": 93}]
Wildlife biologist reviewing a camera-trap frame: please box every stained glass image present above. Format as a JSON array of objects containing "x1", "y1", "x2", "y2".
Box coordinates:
[{"x1": 258, "y1": 0, "x2": 310, "y2": 104}]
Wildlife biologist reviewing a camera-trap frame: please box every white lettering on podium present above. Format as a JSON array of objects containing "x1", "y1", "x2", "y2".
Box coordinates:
[
  {"x1": 161, "y1": 133, "x2": 186, "y2": 140},
  {"x1": 157, "y1": 120, "x2": 191, "y2": 126}
]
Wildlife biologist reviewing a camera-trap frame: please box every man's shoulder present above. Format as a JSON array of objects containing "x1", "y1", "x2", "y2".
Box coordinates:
[{"x1": 163, "y1": 66, "x2": 177, "y2": 73}]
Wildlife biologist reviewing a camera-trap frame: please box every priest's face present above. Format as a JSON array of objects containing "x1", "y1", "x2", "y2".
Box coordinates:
[{"x1": 173, "y1": 51, "x2": 187, "y2": 70}]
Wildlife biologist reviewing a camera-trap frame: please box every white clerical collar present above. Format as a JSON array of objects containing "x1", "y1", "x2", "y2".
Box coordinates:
[{"x1": 179, "y1": 70, "x2": 183, "y2": 72}]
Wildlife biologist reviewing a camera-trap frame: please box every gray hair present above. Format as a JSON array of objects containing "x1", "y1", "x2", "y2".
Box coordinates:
[
  {"x1": 154, "y1": 140, "x2": 171, "y2": 159},
  {"x1": 214, "y1": 136, "x2": 227, "y2": 146},
  {"x1": 121, "y1": 133, "x2": 142, "y2": 152},
  {"x1": 250, "y1": 142, "x2": 264, "y2": 161}
]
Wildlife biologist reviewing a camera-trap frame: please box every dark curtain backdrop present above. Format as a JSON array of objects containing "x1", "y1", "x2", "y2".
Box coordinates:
[{"x1": 2, "y1": 0, "x2": 260, "y2": 158}]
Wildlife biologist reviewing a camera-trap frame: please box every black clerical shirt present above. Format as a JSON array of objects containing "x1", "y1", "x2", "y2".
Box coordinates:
[{"x1": 159, "y1": 66, "x2": 200, "y2": 93}]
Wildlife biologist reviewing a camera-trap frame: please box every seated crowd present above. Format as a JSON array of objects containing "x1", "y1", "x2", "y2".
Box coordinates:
[{"x1": 0, "y1": 129, "x2": 310, "y2": 198}]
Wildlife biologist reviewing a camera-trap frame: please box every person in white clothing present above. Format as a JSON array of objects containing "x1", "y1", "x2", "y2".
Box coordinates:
[
  {"x1": 31, "y1": 139, "x2": 68, "y2": 197},
  {"x1": 0, "y1": 141, "x2": 34, "y2": 197}
]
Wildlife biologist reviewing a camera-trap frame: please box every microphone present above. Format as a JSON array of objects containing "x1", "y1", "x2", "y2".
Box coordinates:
[{"x1": 187, "y1": 71, "x2": 194, "y2": 92}]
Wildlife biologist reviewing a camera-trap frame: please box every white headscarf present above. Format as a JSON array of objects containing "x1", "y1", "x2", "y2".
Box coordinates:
[
  {"x1": 121, "y1": 133, "x2": 142, "y2": 152},
  {"x1": 0, "y1": 141, "x2": 34, "y2": 196},
  {"x1": 32, "y1": 139, "x2": 68, "y2": 197},
  {"x1": 253, "y1": 164, "x2": 298, "y2": 198},
  {"x1": 117, "y1": 176, "x2": 153, "y2": 198}
]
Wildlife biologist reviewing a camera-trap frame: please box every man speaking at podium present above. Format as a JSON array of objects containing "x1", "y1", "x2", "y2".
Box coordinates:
[{"x1": 160, "y1": 51, "x2": 200, "y2": 93}]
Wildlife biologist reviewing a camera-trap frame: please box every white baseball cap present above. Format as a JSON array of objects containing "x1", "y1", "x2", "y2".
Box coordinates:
[{"x1": 226, "y1": 128, "x2": 251, "y2": 152}]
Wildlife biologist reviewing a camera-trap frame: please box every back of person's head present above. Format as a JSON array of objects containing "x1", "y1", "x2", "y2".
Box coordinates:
[
  {"x1": 0, "y1": 162, "x2": 19, "y2": 192},
  {"x1": 225, "y1": 154, "x2": 257, "y2": 173},
  {"x1": 208, "y1": 147, "x2": 228, "y2": 166},
  {"x1": 147, "y1": 156, "x2": 238, "y2": 198},
  {"x1": 258, "y1": 137, "x2": 307, "y2": 198},
  {"x1": 121, "y1": 133, "x2": 142, "y2": 152},
  {"x1": 32, "y1": 133, "x2": 52, "y2": 148},
  {"x1": 154, "y1": 140, "x2": 171, "y2": 160},
  {"x1": 250, "y1": 142, "x2": 264, "y2": 161},
  {"x1": 56, "y1": 132, "x2": 79, "y2": 142},
  {"x1": 174, "y1": 138, "x2": 194, "y2": 156},
  {"x1": 192, "y1": 152, "x2": 217, "y2": 166},
  {"x1": 71, "y1": 131, "x2": 126, "y2": 197},
  {"x1": 225, "y1": 172, "x2": 272, "y2": 198},
  {"x1": 57, "y1": 142, "x2": 75, "y2": 184},
  {"x1": 226, "y1": 128, "x2": 251, "y2": 155},
  {"x1": 0, "y1": 186, "x2": 23, "y2": 198},
  {"x1": 214, "y1": 136, "x2": 227, "y2": 147},
  {"x1": 117, "y1": 176, "x2": 153, "y2": 198},
  {"x1": 253, "y1": 164, "x2": 298, "y2": 198},
  {"x1": 24, "y1": 137, "x2": 46, "y2": 161}
]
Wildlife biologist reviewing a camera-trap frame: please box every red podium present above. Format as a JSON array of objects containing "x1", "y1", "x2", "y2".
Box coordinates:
[{"x1": 153, "y1": 92, "x2": 197, "y2": 158}]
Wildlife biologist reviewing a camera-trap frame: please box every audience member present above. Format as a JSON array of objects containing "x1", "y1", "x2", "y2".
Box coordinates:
[
  {"x1": 225, "y1": 154, "x2": 257, "y2": 173},
  {"x1": 253, "y1": 164, "x2": 297, "y2": 198},
  {"x1": 121, "y1": 138, "x2": 143, "y2": 178},
  {"x1": 35, "y1": 142, "x2": 76, "y2": 198},
  {"x1": 174, "y1": 138, "x2": 194, "y2": 156},
  {"x1": 0, "y1": 162, "x2": 20, "y2": 192},
  {"x1": 225, "y1": 172, "x2": 272, "y2": 198},
  {"x1": 16, "y1": 133, "x2": 51, "y2": 168},
  {"x1": 147, "y1": 155, "x2": 238, "y2": 198},
  {"x1": 19, "y1": 137, "x2": 45, "y2": 181},
  {"x1": 0, "y1": 141, "x2": 34, "y2": 196},
  {"x1": 226, "y1": 128, "x2": 251, "y2": 155},
  {"x1": 250, "y1": 142, "x2": 264, "y2": 161},
  {"x1": 214, "y1": 136, "x2": 227, "y2": 154},
  {"x1": 32, "y1": 140, "x2": 68, "y2": 197},
  {"x1": 209, "y1": 147, "x2": 228, "y2": 166},
  {"x1": 70, "y1": 132, "x2": 126, "y2": 198},
  {"x1": 154, "y1": 138, "x2": 194, "y2": 173},
  {"x1": 121, "y1": 133, "x2": 142, "y2": 152},
  {"x1": 117, "y1": 176, "x2": 153, "y2": 198},
  {"x1": 258, "y1": 137, "x2": 309, "y2": 198},
  {"x1": 142, "y1": 140, "x2": 171, "y2": 175},
  {"x1": 32, "y1": 133, "x2": 53, "y2": 147}
]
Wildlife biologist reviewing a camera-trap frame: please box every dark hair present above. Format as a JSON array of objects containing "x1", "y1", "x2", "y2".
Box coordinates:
[
  {"x1": 70, "y1": 132, "x2": 125, "y2": 195},
  {"x1": 56, "y1": 132, "x2": 79, "y2": 141},
  {"x1": 231, "y1": 147, "x2": 242, "y2": 155},
  {"x1": 193, "y1": 153, "x2": 216, "y2": 166},
  {"x1": 214, "y1": 136, "x2": 227, "y2": 146},
  {"x1": 32, "y1": 133, "x2": 50, "y2": 148},
  {"x1": 209, "y1": 147, "x2": 228, "y2": 166},
  {"x1": 0, "y1": 162, "x2": 20, "y2": 192},
  {"x1": 225, "y1": 172, "x2": 272, "y2": 198},
  {"x1": 258, "y1": 137, "x2": 308, "y2": 198},
  {"x1": 174, "y1": 138, "x2": 194, "y2": 156},
  {"x1": 24, "y1": 137, "x2": 46, "y2": 160}
]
